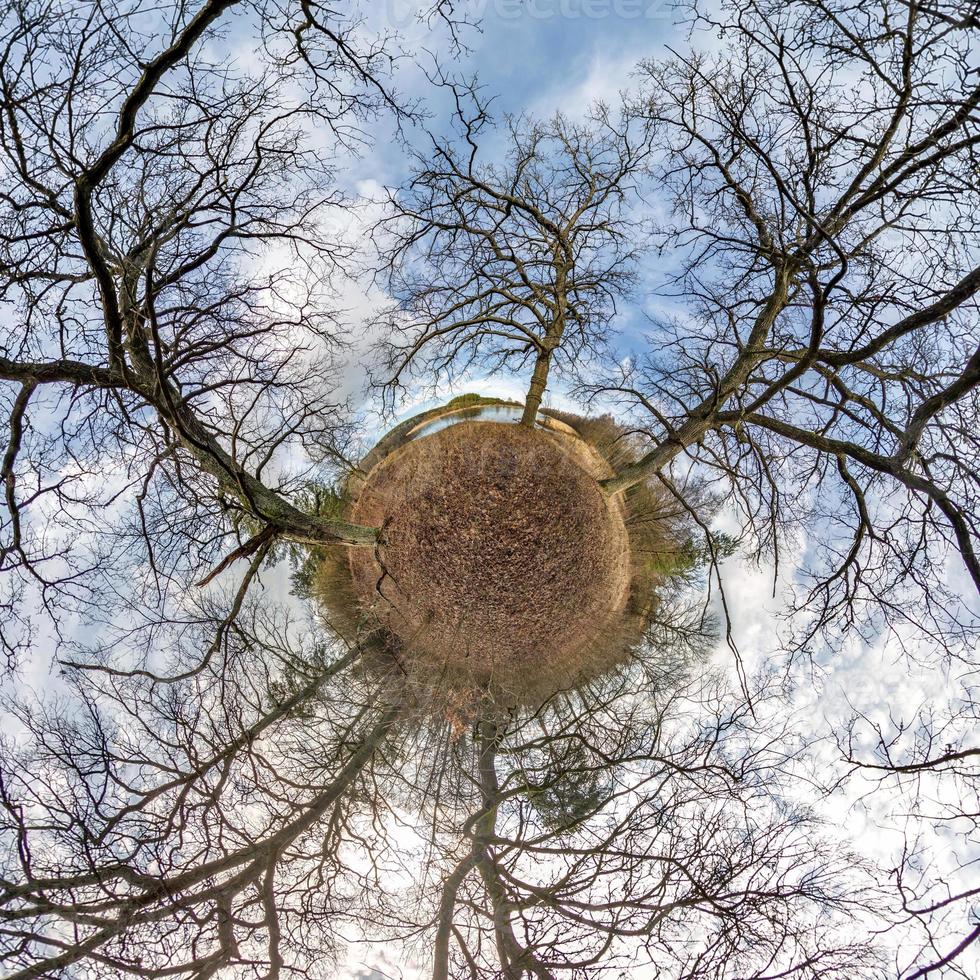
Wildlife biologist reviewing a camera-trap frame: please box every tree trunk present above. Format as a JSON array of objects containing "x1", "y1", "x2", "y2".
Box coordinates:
[
  {"x1": 521, "y1": 350, "x2": 552, "y2": 428},
  {"x1": 432, "y1": 853, "x2": 479, "y2": 980},
  {"x1": 600, "y1": 269, "x2": 793, "y2": 496}
]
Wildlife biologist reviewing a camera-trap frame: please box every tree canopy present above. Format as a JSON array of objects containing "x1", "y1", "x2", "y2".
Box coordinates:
[{"x1": 1, "y1": 1, "x2": 979, "y2": 978}]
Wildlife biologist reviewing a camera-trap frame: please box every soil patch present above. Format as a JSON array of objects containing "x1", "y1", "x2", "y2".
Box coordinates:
[{"x1": 348, "y1": 422, "x2": 630, "y2": 691}]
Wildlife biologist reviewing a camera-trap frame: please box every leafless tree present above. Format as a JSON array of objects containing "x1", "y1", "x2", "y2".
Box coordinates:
[
  {"x1": 0, "y1": 594, "x2": 411, "y2": 977},
  {"x1": 0, "y1": 0, "x2": 474, "y2": 664},
  {"x1": 571, "y1": 1, "x2": 980, "y2": 973},
  {"x1": 3, "y1": 0, "x2": 979, "y2": 976},
  {"x1": 1, "y1": 585, "x2": 898, "y2": 978},
  {"x1": 584, "y1": 0, "x2": 980, "y2": 643},
  {"x1": 837, "y1": 677, "x2": 980, "y2": 979},
  {"x1": 373, "y1": 99, "x2": 653, "y2": 425},
  {"x1": 364, "y1": 1, "x2": 980, "y2": 971},
  {"x1": 0, "y1": 3, "x2": 451, "y2": 967},
  {"x1": 369, "y1": 651, "x2": 894, "y2": 980}
]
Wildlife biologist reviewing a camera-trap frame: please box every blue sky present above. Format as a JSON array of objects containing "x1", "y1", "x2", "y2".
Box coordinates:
[
  {"x1": 358, "y1": 1, "x2": 681, "y2": 186},
  {"x1": 3, "y1": 4, "x2": 977, "y2": 977},
  {"x1": 320, "y1": 0, "x2": 690, "y2": 425},
  {"x1": 448, "y1": 0, "x2": 676, "y2": 111}
]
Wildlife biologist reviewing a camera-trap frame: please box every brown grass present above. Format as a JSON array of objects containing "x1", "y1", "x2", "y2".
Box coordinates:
[
  {"x1": 311, "y1": 411, "x2": 694, "y2": 710},
  {"x1": 345, "y1": 422, "x2": 630, "y2": 698}
]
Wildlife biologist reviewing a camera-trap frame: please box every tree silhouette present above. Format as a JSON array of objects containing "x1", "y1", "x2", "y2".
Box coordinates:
[
  {"x1": 0, "y1": 599, "x2": 891, "y2": 978},
  {"x1": 373, "y1": 101, "x2": 652, "y2": 425},
  {"x1": 591, "y1": 0, "x2": 980, "y2": 627},
  {"x1": 0, "y1": 0, "x2": 454, "y2": 661},
  {"x1": 1, "y1": 0, "x2": 979, "y2": 977},
  {"x1": 581, "y1": 2, "x2": 980, "y2": 972}
]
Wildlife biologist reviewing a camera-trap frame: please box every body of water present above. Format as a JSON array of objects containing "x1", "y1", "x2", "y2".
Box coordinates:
[{"x1": 406, "y1": 403, "x2": 538, "y2": 441}]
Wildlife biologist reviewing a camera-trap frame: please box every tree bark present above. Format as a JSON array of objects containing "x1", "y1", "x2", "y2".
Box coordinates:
[
  {"x1": 0, "y1": 354, "x2": 379, "y2": 547},
  {"x1": 600, "y1": 270, "x2": 793, "y2": 496},
  {"x1": 6, "y1": 690, "x2": 400, "y2": 980},
  {"x1": 521, "y1": 350, "x2": 552, "y2": 428},
  {"x1": 432, "y1": 853, "x2": 479, "y2": 980},
  {"x1": 470, "y1": 716, "x2": 557, "y2": 980}
]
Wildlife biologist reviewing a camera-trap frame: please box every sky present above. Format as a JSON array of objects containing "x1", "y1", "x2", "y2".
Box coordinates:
[
  {"x1": 294, "y1": 0, "x2": 691, "y2": 430},
  {"x1": 203, "y1": 4, "x2": 980, "y2": 973},
  {"x1": 3, "y1": 2, "x2": 977, "y2": 976},
  {"x1": 319, "y1": 6, "x2": 980, "y2": 976}
]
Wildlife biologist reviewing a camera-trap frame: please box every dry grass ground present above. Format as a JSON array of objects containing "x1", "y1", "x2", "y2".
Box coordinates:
[
  {"x1": 311, "y1": 412, "x2": 694, "y2": 710},
  {"x1": 346, "y1": 422, "x2": 630, "y2": 699}
]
